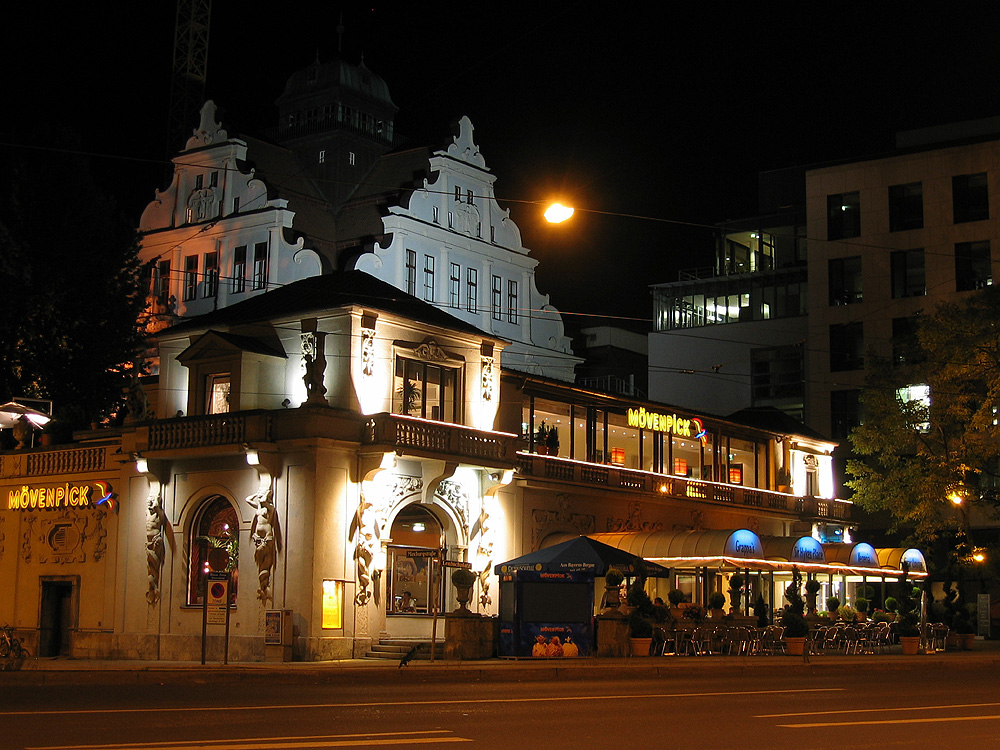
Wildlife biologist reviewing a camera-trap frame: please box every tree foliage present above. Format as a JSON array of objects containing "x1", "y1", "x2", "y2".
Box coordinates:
[
  {"x1": 847, "y1": 286, "x2": 1000, "y2": 543},
  {"x1": 0, "y1": 129, "x2": 145, "y2": 432}
]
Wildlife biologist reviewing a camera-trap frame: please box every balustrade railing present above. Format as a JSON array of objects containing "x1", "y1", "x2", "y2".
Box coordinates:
[
  {"x1": 365, "y1": 413, "x2": 515, "y2": 465},
  {"x1": 515, "y1": 452, "x2": 850, "y2": 520}
]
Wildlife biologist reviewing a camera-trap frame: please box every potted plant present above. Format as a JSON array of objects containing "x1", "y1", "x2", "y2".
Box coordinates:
[
  {"x1": 546, "y1": 426, "x2": 560, "y2": 456},
  {"x1": 826, "y1": 596, "x2": 841, "y2": 619},
  {"x1": 837, "y1": 604, "x2": 857, "y2": 623},
  {"x1": 451, "y1": 568, "x2": 478, "y2": 612},
  {"x1": 708, "y1": 590, "x2": 726, "y2": 619},
  {"x1": 781, "y1": 567, "x2": 810, "y2": 654},
  {"x1": 776, "y1": 467, "x2": 791, "y2": 493},
  {"x1": 667, "y1": 588, "x2": 686, "y2": 619},
  {"x1": 626, "y1": 567, "x2": 656, "y2": 656},
  {"x1": 883, "y1": 596, "x2": 898, "y2": 615},
  {"x1": 804, "y1": 578, "x2": 821, "y2": 615},
  {"x1": 728, "y1": 573, "x2": 745, "y2": 615},
  {"x1": 854, "y1": 597, "x2": 869, "y2": 621},
  {"x1": 534, "y1": 422, "x2": 549, "y2": 454},
  {"x1": 952, "y1": 602, "x2": 976, "y2": 650},
  {"x1": 602, "y1": 568, "x2": 625, "y2": 612}
]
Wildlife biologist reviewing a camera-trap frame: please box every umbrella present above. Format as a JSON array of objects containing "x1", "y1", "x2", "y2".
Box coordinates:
[{"x1": 0, "y1": 401, "x2": 52, "y2": 429}]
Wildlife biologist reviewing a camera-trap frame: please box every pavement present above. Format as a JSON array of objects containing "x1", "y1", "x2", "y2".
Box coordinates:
[{"x1": 4, "y1": 638, "x2": 1000, "y2": 686}]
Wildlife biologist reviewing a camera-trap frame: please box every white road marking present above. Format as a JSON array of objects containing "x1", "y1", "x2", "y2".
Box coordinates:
[
  {"x1": 28, "y1": 730, "x2": 469, "y2": 750},
  {"x1": 3, "y1": 688, "x2": 842, "y2": 717},
  {"x1": 779, "y1": 714, "x2": 1000, "y2": 728},
  {"x1": 760, "y1": 701, "x2": 1000, "y2": 718}
]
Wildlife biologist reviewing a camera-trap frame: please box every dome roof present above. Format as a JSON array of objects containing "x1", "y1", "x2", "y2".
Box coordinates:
[{"x1": 279, "y1": 57, "x2": 396, "y2": 109}]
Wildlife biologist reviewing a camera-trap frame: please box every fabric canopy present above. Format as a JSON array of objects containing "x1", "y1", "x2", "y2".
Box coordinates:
[{"x1": 495, "y1": 535, "x2": 671, "y2": 577}]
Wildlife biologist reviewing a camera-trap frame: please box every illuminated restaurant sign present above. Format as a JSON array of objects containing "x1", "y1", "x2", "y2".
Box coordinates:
[
  {"x1": 7, "y1": 481, "x2": 111, "y2": 511},
  {"x1": 791, "y1": 537, "x2": 825, "y2": 562},
  {"x1": 850, "y1": 542, "x2": 878, "y2": 567},
  {"x1": 627, "y1": 409, "x2": 706, "y2": 442},
  {"x1": 724, "y1": 529, "x2": 763, "y2": 558}
]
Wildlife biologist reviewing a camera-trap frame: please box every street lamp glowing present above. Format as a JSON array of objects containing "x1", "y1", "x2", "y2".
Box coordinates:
[
  {"x1": 544, "y1": 203, "x2": 574, "y2": 223},
  {"x1": 949, "y1": 492, "x2": 964, "y2": 505}
]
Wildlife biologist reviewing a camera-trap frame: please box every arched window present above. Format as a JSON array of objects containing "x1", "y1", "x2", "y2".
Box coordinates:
[
  {"x1": 188, "y1": 495, "x2": 239, "y2": 605},
  {"x1": 386, "y1": 504, "x2": 442, "y2": 615}
]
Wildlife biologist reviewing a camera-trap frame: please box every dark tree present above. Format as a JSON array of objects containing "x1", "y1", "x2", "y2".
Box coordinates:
[
  {"x1": 847, "y1": 285, "x2": 1000, "y2": 544},
  {"x1": 0, "y1": 129, "x2": 145, "y2": 433}
]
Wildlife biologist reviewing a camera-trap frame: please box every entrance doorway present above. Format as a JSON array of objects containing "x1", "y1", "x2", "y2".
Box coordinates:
[
  {"x1": 39, "y1": 579, "x2": 75, "y2": 657},
  {"x1": 387, "y1": 505, "x2": 444, "y2": 616}
]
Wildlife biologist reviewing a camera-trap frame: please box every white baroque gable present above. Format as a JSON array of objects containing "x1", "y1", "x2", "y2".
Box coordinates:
[{"x1": 350, "y1": 116, "x2": 580, "y2": 381}]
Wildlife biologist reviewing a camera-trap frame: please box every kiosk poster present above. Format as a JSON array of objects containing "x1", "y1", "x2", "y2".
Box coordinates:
[{"x1": 524, "y1": 622, "x2": 591, "y2": 658}]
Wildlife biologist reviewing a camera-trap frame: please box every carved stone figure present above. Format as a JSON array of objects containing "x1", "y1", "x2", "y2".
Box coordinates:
[
  {"x1": 248, "y1": 489, "x2": 278, "y2": 603},
  {"x1": 145, "y1": 498, "x2": 168, "y2": 604},
  {"x1": 301, "y1": 332, "x2": 328, "y2": 405}
]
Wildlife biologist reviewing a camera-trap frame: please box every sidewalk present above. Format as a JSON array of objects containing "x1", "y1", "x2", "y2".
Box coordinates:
[{"x1": 5, "y1": 638, "x2": 1000, "y2": 686}]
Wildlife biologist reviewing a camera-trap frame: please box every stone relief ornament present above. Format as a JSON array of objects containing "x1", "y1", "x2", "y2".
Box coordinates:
[
  {"x1": 413, "y1": 341, "x2": 448, "y2": 361},
  {"x1": 606, "y1": 502, "x2": 663, "y2": 534},
  {"x1": 20, "y1": 515, "x2": 35, "y2": 563},
  {"x1": 474, "y1": 503, "x2": 494, "y2": 609},
  {"x1": 301, "y1": 332, "x2": 328, "y2": 405},
  {"x1": 248, "y1": 488, "x2": 279, "y2": 604},
  {"x1": 37, "y1": 510, "x2": 89, "y2": 564},
  {"x1": 361, "y1": 328, "x2": 376, "y2": 377},
  {"x1": 185, "y1": 188, "x2": 220, "y2": 223},
  {"x1": 481, "y1": 357, "x2": 495, "y2": 403},
  {"x1": 434, "y1": 479, "x2": 469, "y2": 533},
  {"x1": 531, "y1": 495, "x2": 595, "y2": 548}
]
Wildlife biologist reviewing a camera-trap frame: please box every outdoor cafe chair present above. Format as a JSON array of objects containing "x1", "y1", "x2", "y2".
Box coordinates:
[
  {"x1": 931, "y1": 623, "x2": 949, "y2": 652},
  {"x1": 723, "y1": 626, "x2": 752, "y2": 656}
]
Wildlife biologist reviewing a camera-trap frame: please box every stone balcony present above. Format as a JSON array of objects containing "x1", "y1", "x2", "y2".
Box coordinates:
[
  {"x1": 363, "y1": 413, "x2": 517, "y2": 467},
  {"x1": 515, "y1": 452, "x2": 851, "y2": 521}
]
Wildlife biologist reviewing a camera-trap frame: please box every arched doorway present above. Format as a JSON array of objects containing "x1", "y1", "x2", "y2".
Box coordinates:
[{"x1": 386, "y1": 504, "x2": 443, "y2": 616}]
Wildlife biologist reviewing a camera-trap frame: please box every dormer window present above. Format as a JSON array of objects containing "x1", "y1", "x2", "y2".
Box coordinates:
[{"x1": 206, "y1": 373, "x2": 231, "y2": 414}]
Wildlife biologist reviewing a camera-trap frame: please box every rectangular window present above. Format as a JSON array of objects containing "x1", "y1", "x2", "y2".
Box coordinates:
[
  {"x1": 423, "y1": 255, "x2": 435, "y2": 302},
  {"x1": 405, "y1": 250, "x2": 416, "y2": 296},
  {"x1": 252, "y1": 242, "x2": 268, "y2": 290},
  {"x1": 890, "y1": 249, "x2": 925, "y2": 298},
  {"x1": 184, "y1": 255, "x2": 199, "y2": 301},
  {"x1": 318, "y1": 150, "x2": 326, "y2": 164},
  {"x1": 507, "y1": 279, "x2": 518, "y2": 324},
  {"x1": 751, "y1": 344, "x2": 804, "y2": 402},
  {"x1": 447, "y1": 211, "x2": 453, "y2": 228},
  {"x1": 827, "y1": 191, "x2": 861, "y2": 240},
  {"x1": 155, "y1": 260, "x2": 171, "y2": 303},
  {"x1": 194, "y1": 174, "x2": 204, "y2": 190},
  {"x1": 203, "y1": 251, "x2": 219, "y2": 298},
  {"x1": 955, "y1": 240, "x2": 992, "y2": 291},
  {"x1": 392, "y1": 356, "x2": 459, "y2": 423},
  {"x1": 232, "y1": 245, "x2": 247, "y2": 293},
  {"x1": 830, "y1": 389, "x2": 862, "y2": 440},
  {"x1": 467, "y1": 189, "x2": 474, "y2": 205},
  {"x1": 492, "y1": 275, "x2": 502, "y2": 321},
  {"x1": 467, "y1": 268, "x2": 478, "y2": 313},
  {"x1": 828, "y1": 256, "x2": 863, "y2": 305},
  {"x1": 455, "y1": 186, "x2": 462, "y2": 202},
  {"x1": 348, "y1": 151, "x2": 356, "y2": 166},
  {"x1": 449, "y1": 263, "x2": 460, "y2": 308},
  {"x1": 232, "y1": 196, "x2": 240, "y2": 214},
  {"x1": 829, "y1": 322, "x2": 864, "y2": 372},
  {"x1": 206, "y1": 373, "x2": 231, "y2": 415},
  {"x1": 889, "y1": 182, "x2": 923, "y2": 231},
  {"x1": 209, "y1": 171, "x2": 218, "y2": 188},
  {"x1": 433, "y1": 205, "x2": 439, "y2": 223},
  {"x1": 892, "y1": 316, "x2": 921, "y2": 366},
  {"x1": 953, "y1": 173, "x2": 989, "y2": 223},
  {"x1": 896, "y1": 383, "x2": 931, "y2": 433}
]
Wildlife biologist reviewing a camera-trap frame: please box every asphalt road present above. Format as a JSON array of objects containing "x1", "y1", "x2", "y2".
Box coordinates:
[{"x1": 3, "y1": 662, "x2": 999, "y2": 750}]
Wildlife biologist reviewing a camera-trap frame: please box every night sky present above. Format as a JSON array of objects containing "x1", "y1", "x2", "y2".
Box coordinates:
[{"x1": 6, "y1": 4, "x2": 1000, "y2": 324}]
